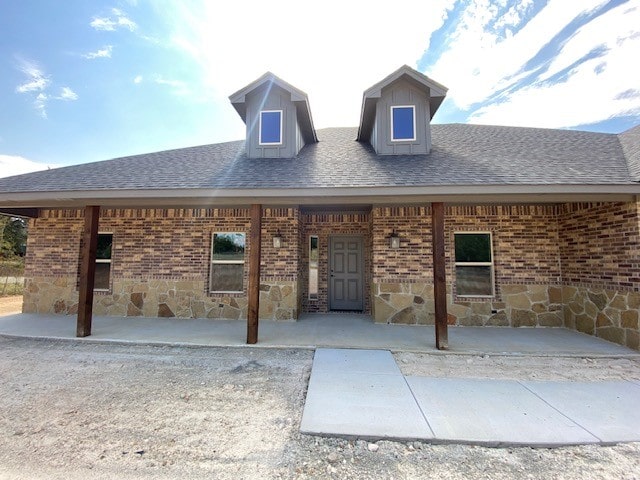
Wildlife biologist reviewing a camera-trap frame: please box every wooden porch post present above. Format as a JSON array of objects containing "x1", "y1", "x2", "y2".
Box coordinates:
[
  {"x1": 247, "y1": 204, "x2": 262, "y2": 344},
  {"x1": 77, "y1": 205, "x2": 100, "y2": 337},
  {"x1": 431, "y1": 202, "x2": 448, "y2": 350}
]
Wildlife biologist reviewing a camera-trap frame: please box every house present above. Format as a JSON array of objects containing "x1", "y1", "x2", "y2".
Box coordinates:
[{"x1": 1, "y1": 65, "x2": 639, "y2": 350}]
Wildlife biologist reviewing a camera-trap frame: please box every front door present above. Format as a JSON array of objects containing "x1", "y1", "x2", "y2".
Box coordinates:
[{"x1": 329, "y1": 236, "x2": 364, "y2": 311}]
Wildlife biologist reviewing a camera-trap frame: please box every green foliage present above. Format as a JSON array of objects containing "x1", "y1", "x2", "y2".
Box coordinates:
[{"x1": 0, "y1": 215, "x2": 27, "y2": 259}]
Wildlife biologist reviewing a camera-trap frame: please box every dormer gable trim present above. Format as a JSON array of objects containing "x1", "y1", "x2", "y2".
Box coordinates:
[
  {"x1": 229, "y1": 72, "x2": 318, "y2": 144},
  {"x1": 357, "y1": 65, "x2": 448, "y2": 142}
]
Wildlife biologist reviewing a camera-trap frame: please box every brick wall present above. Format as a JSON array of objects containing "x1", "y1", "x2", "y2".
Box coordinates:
[
  {"x1": 24, "y1": 207, "x2": 301, "y2": 320},
  {"x1": 34, "y1": 207, "x2": 300, "y2": 283},
  {"x1": 372, "y1": 204, "x2": 561, "y2": 291},
  {"x1": 558, "y1": 202, "x2": 640, "y2": 291},
  {"x1": 372, "y1": 206, "x2": 432, "y2": 281},
  {"x1": 25, "y1": 215, "x2": 82, "y2": 278},
  {"x1": 372, "y1": 205, "x2": 563, "y2": 328},
  {"x1": 446, "y1": 205, "x2": 562, "y2": 292}
]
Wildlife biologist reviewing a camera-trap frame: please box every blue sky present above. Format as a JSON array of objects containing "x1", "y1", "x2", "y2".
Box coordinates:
[{"x1": 1, "y1": 0, "x2": 639, "y2": 178}]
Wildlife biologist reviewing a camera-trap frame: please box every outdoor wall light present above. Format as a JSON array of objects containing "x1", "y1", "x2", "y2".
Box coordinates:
[
  {"x1": 273, "y1": 231, "x2": 283, "y2": 249},
  {"x1": 389, "y1": 230, "x2": 400, "y2": 249}
]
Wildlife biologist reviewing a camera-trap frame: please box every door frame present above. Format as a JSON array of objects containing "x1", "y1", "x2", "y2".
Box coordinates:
[{"x1": 328, "y1": 234, "x2": 364, "y2": 311}]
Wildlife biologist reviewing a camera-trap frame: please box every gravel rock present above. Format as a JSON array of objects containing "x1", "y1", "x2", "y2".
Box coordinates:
[{"x1": 0, "y1": 337, "x2": 639, "y2": 479}]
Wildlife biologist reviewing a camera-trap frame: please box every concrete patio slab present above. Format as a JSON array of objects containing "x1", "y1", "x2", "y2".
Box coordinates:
[
  {"x1": 300, "y1": 349, "x2": 432, "y2": 440},
  {"x1": 406, "y1": 377, "x2": 600, "y2": 447},
  {"x1": 0, "y1": 312, "x2": 638, "y2": 356},
  {"x1": 522, "y1": 380, "x2": 640, "y2": 443}
]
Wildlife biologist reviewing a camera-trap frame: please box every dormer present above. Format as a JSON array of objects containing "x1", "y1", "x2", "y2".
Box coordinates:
[
  {"x1": 229, "y1": 72, "x2": 318, "y2": 159},
  {"x1": 357, "y1": 65, "x2": 447, "y2": 155}
]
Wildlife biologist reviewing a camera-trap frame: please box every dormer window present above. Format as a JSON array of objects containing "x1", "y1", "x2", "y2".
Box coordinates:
[
  {"x1": 259, "y1": 110, "x2": 283, "y2": 145},
  {"x1": 390, "y1": 105, "x2": 416, "y2": 141},
  {"x1": 229, "y1": 72, "x2": 317, "y2": 158},
  {"x1": 357, "y1": 66, "x2": 447, "y2": 155}
]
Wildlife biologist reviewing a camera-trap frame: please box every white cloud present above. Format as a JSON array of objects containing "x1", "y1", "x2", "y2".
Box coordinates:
[
  {"x1": 90, "y1": 8, "x2": 137, "y2": 31},
  {"x1": 82, "y1": 45, "x2": 113, "y2": 59},
  {"x1": 15, "y1": 58, "x2": 50, "y2": 93},
  {"x1": 467, "y1": 0, "x2": 640, "y2": 128},
  {"x1": 34, "y1": 93, "x2": 48, "y2": 118},
  {"x1": 0, "y1": 155, "x2": 60, "y2": 178},
  {"x1": 58, "y1": 87, "x2": 78, "y2": 101},
  {"x1": 162, "y1": 0, "x2": 455, "y2": 128},
  {"x1": 153, "y1": 75, "x2": 189, "y2": 95},
  {"x1": 133, "y1": 75, "x2": 143, "y2": 84},
  {"x1": 427, "y1": 0, "x2": 609, "y2": 110},
  {"x1": 14, "y1": 57, "x2": 79, "y2": 118}
]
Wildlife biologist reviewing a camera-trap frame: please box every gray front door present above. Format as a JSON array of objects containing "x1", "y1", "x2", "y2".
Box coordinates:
[{"x1": 329, "y1": 236, "x2": 364, "y2": 311}]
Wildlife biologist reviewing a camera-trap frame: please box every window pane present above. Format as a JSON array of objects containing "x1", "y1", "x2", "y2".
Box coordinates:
[
  {"x1": 95, "y1": 263, "x2": 111, "y2": 290},
  {"x1": 455, "y1": 233, "x2": 491, "y2": 263},
  {"x1": 96, "y1": 234, "x2": 112, "y2": 260},
  {"x1": 309, "y1": 236, "x2": 318, "y2": 298},
  {"x1": 213, "y1": 233, "x2": 245, "y2": 261},
  {"x1": 392, "y1": 106, "x2": 414, "y2": 140},
  {"x1": 455, "y1": 266, "x2": 492, "y2": 296},
  {"x1": 260, "y1": 111, "x2": 281, "y2": 144},
  {"x1": 211, "y1": 263, "x2": 243, "y2": 292}
]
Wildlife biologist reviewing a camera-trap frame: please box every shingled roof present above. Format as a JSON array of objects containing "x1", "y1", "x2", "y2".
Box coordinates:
[{"x1": 0, "y1": 124, "x2": 639, "y2": 209}]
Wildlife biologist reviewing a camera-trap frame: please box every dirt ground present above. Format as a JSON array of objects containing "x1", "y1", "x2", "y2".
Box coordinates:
[
  {"x1": 0, "y1": 295, "x2": 22, "y2": 316},
  {"x1": 1, "y1": 336, "x2": 640, "y2": 480}
]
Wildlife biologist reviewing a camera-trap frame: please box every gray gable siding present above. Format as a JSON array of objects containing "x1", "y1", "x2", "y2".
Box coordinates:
[
  {"x1": 245, "y1": 83, "x2": 303, "y2": 158},
  {"x1": 373, "y1": 79, "x2": 431, "y2": 155}
]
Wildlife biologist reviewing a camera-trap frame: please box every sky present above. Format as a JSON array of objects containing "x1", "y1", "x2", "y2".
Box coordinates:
[{"x1": 1, "y1": 0, "x2": 639, "y2": 178}]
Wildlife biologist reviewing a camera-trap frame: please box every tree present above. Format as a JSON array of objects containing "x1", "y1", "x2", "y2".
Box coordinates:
[{"x1": 0, "y1": 215, "x2": 27, "y2": 259}]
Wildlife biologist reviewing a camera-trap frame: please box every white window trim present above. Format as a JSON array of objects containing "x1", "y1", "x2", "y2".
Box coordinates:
[
  {"x1": 453, "y1": 231, "x2": 495, "y2": 298},
  {"x1": 259, "y1": 109, "x2": 283, "y2": 146},
  {"x1": 390, "y1": 105, "x2": 416, "y2": 142},
  {"x1": 94, "y1": 232, "x2": 113, "y2": 292},
  {"x1": 210, "y1": 232, "x2": 245, "y2": 294}
]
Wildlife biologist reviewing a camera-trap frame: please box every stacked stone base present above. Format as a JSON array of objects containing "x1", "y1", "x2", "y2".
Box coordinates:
[
  {"x1": 21, "y1": 277, "x2": 640, "y2": 351},
  {"x1": 563, "y1": 286, "x2": 639, "y2": 350},
  {"x1": 373, "y1": 282, "x2": 563, "y2": 328},
  {"x1": 23, "y1": 277, "x2": 298, "y2": 321}
]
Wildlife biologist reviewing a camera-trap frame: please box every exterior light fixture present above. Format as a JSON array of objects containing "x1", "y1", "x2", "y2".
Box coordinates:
[
  {"x1": 389, "y1": 230, "x2": 400, "y2": 249},
  {"x1": 273, "y1": 231, "x2": 283, "y2": 249}
]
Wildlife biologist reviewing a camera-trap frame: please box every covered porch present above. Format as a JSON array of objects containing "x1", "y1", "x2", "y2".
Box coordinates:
[{"x1": 0, "y1": 311, "x2": 635, "y2": 356}]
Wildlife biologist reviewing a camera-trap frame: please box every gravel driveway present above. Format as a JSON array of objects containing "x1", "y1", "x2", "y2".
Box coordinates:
[{"x1": 0, "y1": 336, "x2": 639, "y2": 479}]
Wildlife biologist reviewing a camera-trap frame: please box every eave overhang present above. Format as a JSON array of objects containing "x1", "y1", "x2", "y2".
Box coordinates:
[{"x1": 1, "y1": 184, "x2": 638, "y2": 211}]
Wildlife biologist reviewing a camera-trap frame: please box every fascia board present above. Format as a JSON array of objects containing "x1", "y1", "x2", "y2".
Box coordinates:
[{"x1": 2, "y1": 184, "x2": 640, "y2": 209}]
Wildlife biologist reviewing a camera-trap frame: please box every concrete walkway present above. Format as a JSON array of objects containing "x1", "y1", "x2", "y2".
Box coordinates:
[
  {"x1": 0, "y1": 312, "x2": 637, "y2": 356},
  {"x1": 300, "y1": 349, "x2": 640, "y2": 447}
]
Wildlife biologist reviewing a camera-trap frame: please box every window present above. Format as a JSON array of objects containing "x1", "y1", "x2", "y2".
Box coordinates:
[
  {"x1": 454, "y1": 232, "x2": 494, "y2": 297},
  {"x1": 95, "y1": 233, "x2": 112, "y2": 291},
  {"x1": 259, "y1": 110, "x2": 283, "y2": 145},
  {"x1": 390, "y1": 105, "x2": 416, "y2": 141},
  {"x1": 309, "y1": 235, "x2": 318, "y2": 299},
  {"x1": 210, "y1": 233, "x2": 246, "y2": 292}
]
